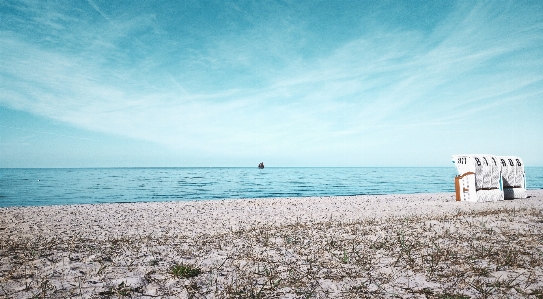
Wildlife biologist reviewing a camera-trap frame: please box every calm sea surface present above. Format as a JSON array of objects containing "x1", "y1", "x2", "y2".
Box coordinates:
[{"x1": 1, "y1": 167, "x2": 542, "y2": 208}]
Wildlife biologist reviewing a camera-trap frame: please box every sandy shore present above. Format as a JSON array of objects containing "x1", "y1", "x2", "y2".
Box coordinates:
[{"x1": 1, "y1": 190, "x2": 543, "y2": 298}]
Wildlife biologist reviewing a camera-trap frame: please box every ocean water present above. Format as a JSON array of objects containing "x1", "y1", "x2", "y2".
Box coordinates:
[{"x1": 1, "y1": 167, "x2": 542, "y2": 208}]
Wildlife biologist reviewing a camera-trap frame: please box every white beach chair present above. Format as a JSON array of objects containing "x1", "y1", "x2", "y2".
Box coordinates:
[
  {"x1": 452, "y1": 155, "x2": 504, "y2": 202},
  {"x1": 499, "y1": 156, "x2": 527, "y2": 199}
]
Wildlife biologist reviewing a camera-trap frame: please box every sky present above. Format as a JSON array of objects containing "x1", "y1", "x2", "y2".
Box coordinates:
[{"x1": 1, "y1": 0, "x2": 543, "y2": 168}]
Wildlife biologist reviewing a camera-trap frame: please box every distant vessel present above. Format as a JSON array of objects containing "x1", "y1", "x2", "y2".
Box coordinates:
[{"x1": 258, "y1": 162, "x2": 264, "y2": 169}]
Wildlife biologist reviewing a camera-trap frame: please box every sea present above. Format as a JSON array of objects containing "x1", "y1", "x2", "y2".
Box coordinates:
[{"x1": 1, "y1": 167, "x2": 543, "y2": 208}]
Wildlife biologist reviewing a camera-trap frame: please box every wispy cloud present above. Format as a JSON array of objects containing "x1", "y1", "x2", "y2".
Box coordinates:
[
  {"x1": 85, "y1": 0, "x2": 112, "y2": 24},
  {"x1": 1, "y1": 1, "x2": 542, "y2": 166}
]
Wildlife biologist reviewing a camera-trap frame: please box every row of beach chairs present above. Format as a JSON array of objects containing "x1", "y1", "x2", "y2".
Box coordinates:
[{"x1": 452, "y1": 155, "x2": 527, "y2": 202}]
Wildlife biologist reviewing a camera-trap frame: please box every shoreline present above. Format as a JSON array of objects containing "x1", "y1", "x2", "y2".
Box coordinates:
[
  {"x1": 2, "y1": 191, "x2": 543, "y2": 238},
  {"x1": 2, "y1": 190, "x2": 543, "y2": 298}
]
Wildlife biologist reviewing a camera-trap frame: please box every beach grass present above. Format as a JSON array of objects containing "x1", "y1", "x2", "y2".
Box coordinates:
[{"x1": 1, "y1": 193, "x2": 543, "y2": 298}]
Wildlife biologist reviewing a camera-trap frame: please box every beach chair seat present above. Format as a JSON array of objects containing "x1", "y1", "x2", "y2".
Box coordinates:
[
  {"x1": 452, "y1": 154, "x2": 504, "y2": 202},
  {"x1": 499, "y1": 156, "x2": 527, "y2": 199}
]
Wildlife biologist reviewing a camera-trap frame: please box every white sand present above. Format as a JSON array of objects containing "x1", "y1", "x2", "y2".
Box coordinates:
[
  {"x1": 1, "y1": 190, "x2": 543, "y2": 298},
  {"x1": 4, "y1": 191, "x2": 541, "y2": 239}
]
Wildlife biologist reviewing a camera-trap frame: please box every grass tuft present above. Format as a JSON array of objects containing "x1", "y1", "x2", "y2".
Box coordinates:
[{"x1": 170, "y1": 263, "x2": 202, "y2": 279}]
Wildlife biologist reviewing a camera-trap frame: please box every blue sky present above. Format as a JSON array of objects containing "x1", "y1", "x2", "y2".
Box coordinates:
[{"x1": 1, "y1": 0, "x2": 542, "y2": 167}]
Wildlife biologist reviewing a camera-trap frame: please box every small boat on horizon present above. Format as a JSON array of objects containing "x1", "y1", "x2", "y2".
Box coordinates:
[{"x1": 258, "y1": 162, "x2": 264, "y2": 169}]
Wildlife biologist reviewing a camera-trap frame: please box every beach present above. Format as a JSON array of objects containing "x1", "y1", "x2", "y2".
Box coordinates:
[{"x1": 1, "y1": 190, "x2": 543, "y2": 298}]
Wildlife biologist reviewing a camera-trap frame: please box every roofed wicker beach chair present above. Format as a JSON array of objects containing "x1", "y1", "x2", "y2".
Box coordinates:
[
  {"x1": 498, "y1": 156, "x2": 527, "y2": 199},
  {"x1": 452, "y1": 154, "x2": 504, "y2": 202}
]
